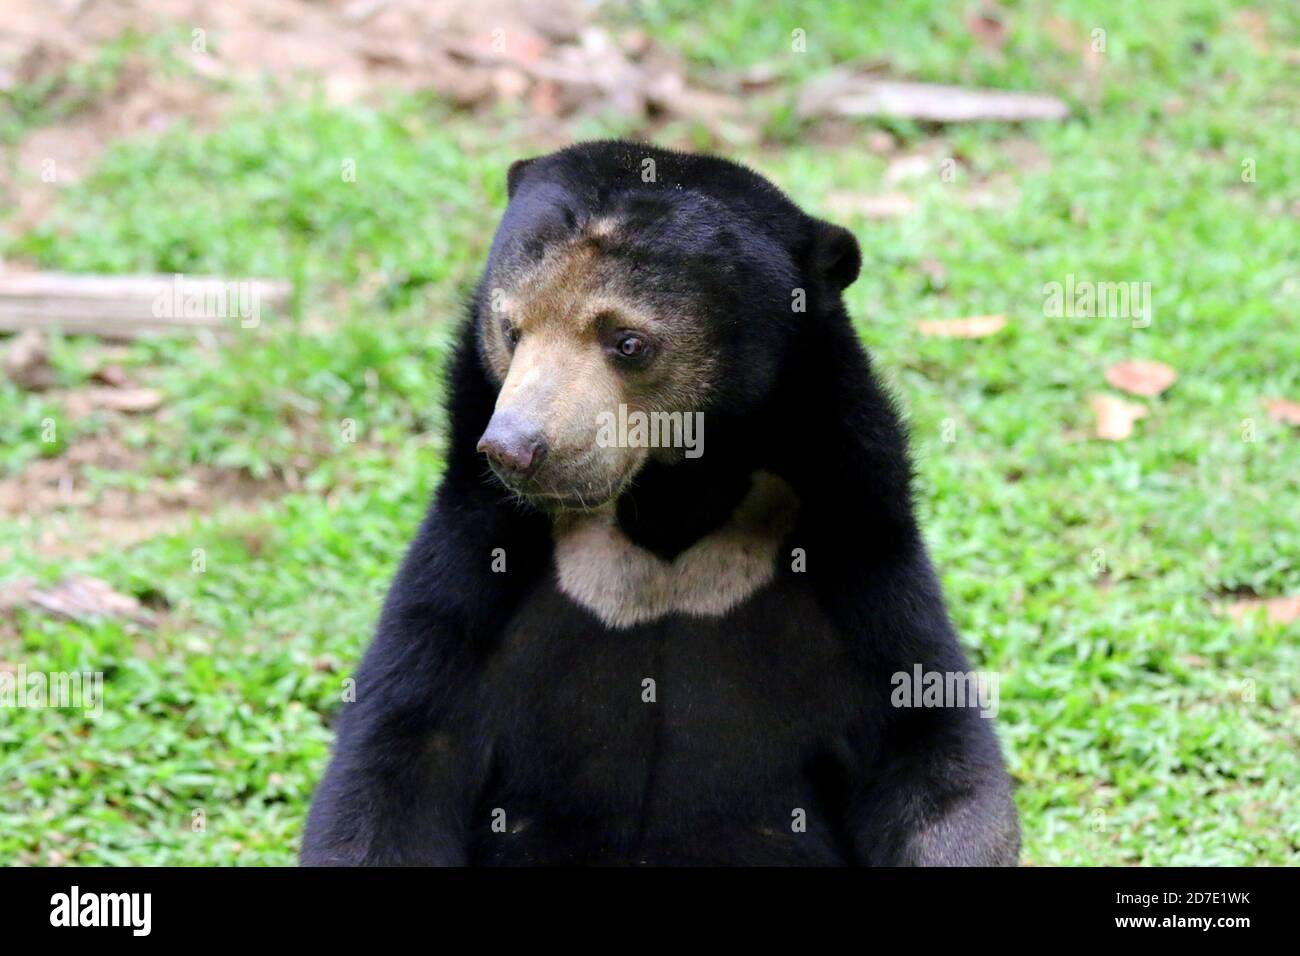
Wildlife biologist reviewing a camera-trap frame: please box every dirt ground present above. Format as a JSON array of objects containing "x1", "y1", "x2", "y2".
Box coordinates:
[{"x1": 0, "y1": 0, "x2": 744, "y2": 220}]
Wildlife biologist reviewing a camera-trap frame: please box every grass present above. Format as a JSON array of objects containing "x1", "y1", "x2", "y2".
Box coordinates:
[{"x1": 0, "y1": 0, "x2": 1297, "y2": 865}]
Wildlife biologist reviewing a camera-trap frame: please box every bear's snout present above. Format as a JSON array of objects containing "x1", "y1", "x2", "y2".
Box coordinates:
[{"x1": 478, "y1": 411, "x2": 549, "y2": 482}]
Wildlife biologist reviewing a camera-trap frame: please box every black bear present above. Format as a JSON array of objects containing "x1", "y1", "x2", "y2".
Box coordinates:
[{"x1": 301, "y1": 141, "x2": 1020, "y2": 866}]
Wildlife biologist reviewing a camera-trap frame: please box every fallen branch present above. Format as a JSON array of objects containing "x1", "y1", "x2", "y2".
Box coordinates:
[
  {"x1": 799, "y1": 73, "x2": 1069, "y2": 123},
  {"x1": 0, "y1": 272, "x2": 292, "y2": 339}
]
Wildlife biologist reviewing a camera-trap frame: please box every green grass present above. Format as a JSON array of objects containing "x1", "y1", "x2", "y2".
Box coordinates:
[{"x1": 1, "y1": 1, "x2": 1297, "y2": 865}]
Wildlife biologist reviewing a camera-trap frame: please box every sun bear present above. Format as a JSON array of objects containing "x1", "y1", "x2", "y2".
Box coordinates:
[{"x1": 301, "y1": 141, "x2": 1020, "y2": 866}]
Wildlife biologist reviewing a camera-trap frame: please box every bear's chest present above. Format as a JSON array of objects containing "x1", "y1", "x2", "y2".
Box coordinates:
[
  {"x1": 483, "y1": 470, "x2": 849, "y2": 763},
  {"x1": 468, "y1": 471, "x2": 874, "y2": 862},
  {"x1": 473, "y1": 549, "x2": 869, "y2": 863},
  {"x1": 487, "y1": 572, "x2": 857, "y2": 750}
]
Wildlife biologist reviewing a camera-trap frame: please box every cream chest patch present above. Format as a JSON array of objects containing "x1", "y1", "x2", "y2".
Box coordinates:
[{"x1": 552, "y1": 472, "x2": 799, "y2": 629}]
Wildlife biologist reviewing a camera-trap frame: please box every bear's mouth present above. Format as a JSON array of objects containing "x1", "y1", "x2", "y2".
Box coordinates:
[
  {"x1": 502, "y1": 485, "x2": 620, "y2": 513},
  {"x1": 491, "y1": 465, "x2": 638, "y2": 513},
  {"x1": 526, "y1": 490, "x2": 617, "y2": 511}
]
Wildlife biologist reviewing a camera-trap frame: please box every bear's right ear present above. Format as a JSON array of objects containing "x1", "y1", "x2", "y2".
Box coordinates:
[
  {"x1": 507, "y1": 157, "x2": 537, "y2": 199},
  {"x1": 807, "y1": 220, "x2": 861, "y2": 292}
]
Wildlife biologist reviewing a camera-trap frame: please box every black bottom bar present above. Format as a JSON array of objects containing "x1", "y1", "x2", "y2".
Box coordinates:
[{"x1": 0, "y1": 866, "x2": 1284, "y2": 941}]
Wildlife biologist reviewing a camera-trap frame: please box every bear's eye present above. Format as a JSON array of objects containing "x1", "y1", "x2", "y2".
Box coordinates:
[
  {"x1": 610, "y1": 331, "x2": 651, "y2": 364},
  {"x1": 501, "y1": 317, "x2": 521, "y2": 347}
]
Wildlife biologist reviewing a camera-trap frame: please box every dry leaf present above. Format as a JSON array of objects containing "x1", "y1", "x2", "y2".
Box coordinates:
[
  {"x1": 1105, "y1": 360, "x2": 1178, "y2": 397},
  {"x1": 1226, "y1": 596, "x2": 1300, "y2": 625},
  {"x1": 91, "y1": 364, "x2": 131, "y2": 387},
  {"x1": 67, "y1": 387, "x2": 163, "y2": 415},
  {"x1": 490, "y1": 66, "x2": 530, "y2": 100},
  {"x1": 967, "y1": 11, "x2": 1008, "y2": 49},
  {"x1": 1264, "y1": 397, "x2": 1300, "y2": 426},
  {"x1": 916, "y1": 315, "x2": 1007, "y2": 338},
  {"x1": 528, "y1": 78, "x2": 562, "y2": 117},
  {"x1": 3, "y1": 328, "x2": 56, "y2": 390},
  {"x1": 884, "y1": 154, "x2": 934, "y2": 186},
  {"x1": 1090, "y1": 394, "x2": 1148, "y2": 441},
  {"x1": 3, "y1": 575, "x2": 153, "y2": 625},
  {"x1": 865, "y1": 130, "x2": 897, "y2": 154}
]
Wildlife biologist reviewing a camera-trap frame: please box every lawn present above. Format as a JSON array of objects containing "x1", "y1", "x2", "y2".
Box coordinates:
[{"x1": 0, "y1": 0, "x2": 1296, "y2": 865}]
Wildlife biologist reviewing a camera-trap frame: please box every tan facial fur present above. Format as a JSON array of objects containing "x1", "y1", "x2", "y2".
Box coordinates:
[
  {"x1": 482, "y1": 220, "x2": 716, "y2": 507},
  {"x1": 552, "y1": 471, "x2": 799, "y2": 628}
]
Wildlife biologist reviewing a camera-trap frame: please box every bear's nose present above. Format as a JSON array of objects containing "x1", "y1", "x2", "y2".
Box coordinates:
[{"x1": 478, "y1": 412, "x2": 548, "y2": 480}]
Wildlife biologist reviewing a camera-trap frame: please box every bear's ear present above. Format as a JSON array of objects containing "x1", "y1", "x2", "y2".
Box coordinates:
[
  {"x1": 506, "y1": 157, "x2": 537, "y2": 199},
  {"x1": 807, "y1": 220, "x2": 861, "y2": 292}
]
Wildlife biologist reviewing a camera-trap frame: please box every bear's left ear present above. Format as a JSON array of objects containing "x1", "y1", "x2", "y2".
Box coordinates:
[
  {"x1": 807, "y1": 220, "x2": 861, "y2": 292},
  {"x1": 507, "y1": 157, "x2": 537, "y2": 199}
]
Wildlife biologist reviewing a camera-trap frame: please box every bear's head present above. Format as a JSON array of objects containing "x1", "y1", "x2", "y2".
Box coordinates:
[{"x1": 474, "y1": 141, "x2": 860, "y2": 511}]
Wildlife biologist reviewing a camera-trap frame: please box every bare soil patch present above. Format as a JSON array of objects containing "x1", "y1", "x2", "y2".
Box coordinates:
[{"x1": 0, "y1": 432, "x2": 287, "y2": 559}]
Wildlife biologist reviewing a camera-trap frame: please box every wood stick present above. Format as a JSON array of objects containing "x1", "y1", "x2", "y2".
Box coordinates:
[{"x1": 0, "y1": 272, "x2": 293, "y2": 338}]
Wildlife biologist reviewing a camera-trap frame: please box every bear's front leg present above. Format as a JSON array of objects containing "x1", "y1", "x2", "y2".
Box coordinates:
[
  {"x1": 850, "y1": 708, "x2": 1020, "y2": 866},
  {"x1": 300, "y1": 618, "x2": 477, "y2": 866},
  {"x1": 302, "y1": 322, "x2": 550, "y2": 866}
]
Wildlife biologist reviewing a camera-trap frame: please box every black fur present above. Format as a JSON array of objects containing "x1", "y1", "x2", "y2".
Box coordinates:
[{"x1": 302, "y1": 142, "x2": 1019, "y2": 866}]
